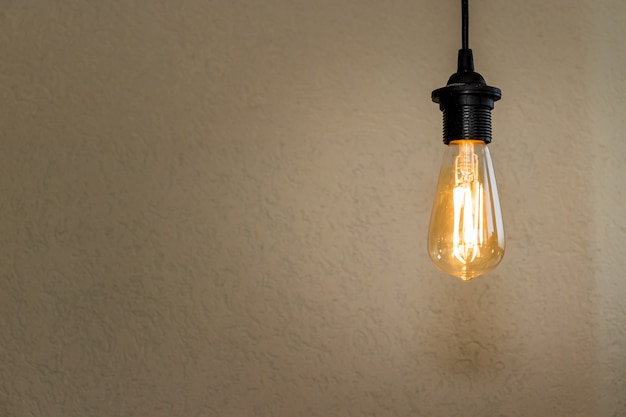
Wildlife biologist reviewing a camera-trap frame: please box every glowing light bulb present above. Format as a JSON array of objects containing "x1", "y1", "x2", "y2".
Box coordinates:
[
  {"x1": 428, "y1": 0, "x2": 505, "y2": 279},
  {"x1": 427, "y1": 139, "x2": 504, "y2": 280}
]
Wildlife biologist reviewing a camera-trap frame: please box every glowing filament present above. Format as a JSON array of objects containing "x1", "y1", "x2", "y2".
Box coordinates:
[{"x1": 452, "y1": 141, "x2": 484, "y2": 265}]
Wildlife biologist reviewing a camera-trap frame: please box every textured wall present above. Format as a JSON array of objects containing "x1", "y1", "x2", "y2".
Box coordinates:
[{"x1": 1, "y1": 1, "x2": 625, "y2": 416}]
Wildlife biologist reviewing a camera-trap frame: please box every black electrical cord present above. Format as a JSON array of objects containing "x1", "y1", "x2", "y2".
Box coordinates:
[
  {"x1": 462, "y1": 0, "x2": 469, "y2": 50},
  {"x1": 457, "y1": 0, "x2": 473, "y2": 72}
]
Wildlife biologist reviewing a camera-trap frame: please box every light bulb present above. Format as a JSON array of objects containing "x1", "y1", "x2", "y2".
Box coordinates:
[
  {"x1": 428, "y1": 139, "x2": 504, "y2": 280},
  {"x1": 428, "y1": 0, "x2": 505, "y2": 279}
]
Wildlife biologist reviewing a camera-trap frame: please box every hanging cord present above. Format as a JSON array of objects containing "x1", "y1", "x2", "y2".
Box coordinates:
[
  {"x1": 462, "y1": 0, "x2": 469, "y2": 49},
  {"x1": 457, "y1": 0, "x2": 474, "y2": 72}
]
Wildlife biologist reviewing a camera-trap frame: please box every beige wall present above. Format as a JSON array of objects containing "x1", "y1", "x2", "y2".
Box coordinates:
[{"x1": 1, "y1": 1, "x2": 625, "y2": 416}]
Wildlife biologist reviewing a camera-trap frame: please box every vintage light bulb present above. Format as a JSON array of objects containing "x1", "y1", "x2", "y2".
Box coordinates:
[
  {"x1": 428, "y1": 0, "x2": 505, "y2": 280},
  {"x1": 427, "y1": 140, "x2": 504, "y2": 280}
]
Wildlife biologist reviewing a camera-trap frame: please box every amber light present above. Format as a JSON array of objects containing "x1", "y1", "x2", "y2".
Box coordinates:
[
  {"x1": 427, "y1": 140, "x2": 504, "y2": 280},
  {"x1": 428, "y1": 0, "x2": 505, "y2": 280}
]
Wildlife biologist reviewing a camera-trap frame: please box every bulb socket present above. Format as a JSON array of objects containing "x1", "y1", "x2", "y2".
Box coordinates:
[
  {"x1": 432, "y1": 49, "x2": 501, "y2": 144},
  {"x1": 442, "y1": 104, "x2": 493, "y2": 143}
]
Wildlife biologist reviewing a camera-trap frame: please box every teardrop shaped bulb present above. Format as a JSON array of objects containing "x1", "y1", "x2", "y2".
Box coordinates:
[{"x1": 427, "y1": 140, "x2": 505, "y2": 280}]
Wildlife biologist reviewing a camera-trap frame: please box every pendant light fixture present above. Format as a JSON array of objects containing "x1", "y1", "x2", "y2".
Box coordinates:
[{"x1": 428, "y1": 0, "x2": 505, "y2": 281}]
